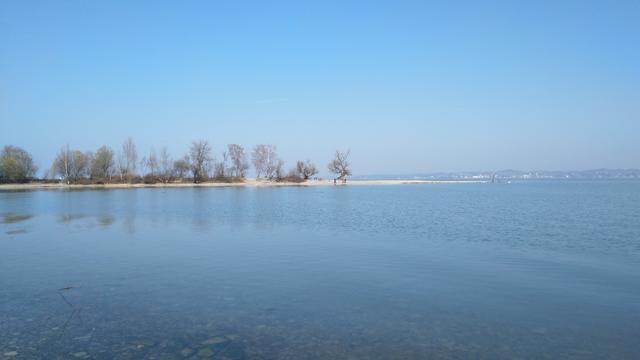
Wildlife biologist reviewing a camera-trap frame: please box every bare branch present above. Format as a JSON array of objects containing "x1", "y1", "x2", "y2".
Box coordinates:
[
  {"x1": 252, "y1": 144, "x2": 281, "y2": 180},
  {"x1": 189, "y1": 140, "x2": 213, "y2": 183},
  {"x1": 328, "y1": 150, "x2": 352, "y2": 181}
]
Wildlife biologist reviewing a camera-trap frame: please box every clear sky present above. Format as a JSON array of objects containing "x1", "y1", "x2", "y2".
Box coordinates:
[{"x1": 1, "y1": 0, "x2": 638, "y2": 175}]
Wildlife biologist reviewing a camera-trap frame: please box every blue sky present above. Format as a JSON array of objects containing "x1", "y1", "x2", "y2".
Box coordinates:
[{"x1": 1, "y1": 0, "x2": 638, "y2": 175}]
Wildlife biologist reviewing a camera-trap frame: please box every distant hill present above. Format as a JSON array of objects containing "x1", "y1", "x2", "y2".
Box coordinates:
[{"x1": 354, "y1": 169, "x2": 640, "y2": 181}]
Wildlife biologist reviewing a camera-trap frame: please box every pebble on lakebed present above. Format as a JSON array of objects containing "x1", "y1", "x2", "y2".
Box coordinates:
[
  {"x1": 180, "y1": 348, "x2": 193, "y2": 357},
  {"x1": 197, "y1": 348, "x2": 215, "y2": 357},
  {"x1": 201, "y1": 337, "x2": 228, "y2": 345}
]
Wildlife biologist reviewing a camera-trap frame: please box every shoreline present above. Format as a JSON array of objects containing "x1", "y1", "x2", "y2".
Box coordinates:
[{"x1": 0, "y1": 179, "x2": 486, "y2": 191}]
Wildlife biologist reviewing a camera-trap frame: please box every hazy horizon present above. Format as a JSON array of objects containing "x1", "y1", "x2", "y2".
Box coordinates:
[{"x1": 1, "y1": 1, "x2": 639, "y2": 174}]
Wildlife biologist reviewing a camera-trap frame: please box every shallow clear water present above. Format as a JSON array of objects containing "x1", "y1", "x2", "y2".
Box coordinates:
[{"x1": 1, "y1": 182, "x2": 640, "y2": 359}]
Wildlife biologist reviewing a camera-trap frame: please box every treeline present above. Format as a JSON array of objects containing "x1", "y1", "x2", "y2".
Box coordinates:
[{"x1": 0, "y1": 139, "x2": 352, "y2": 184}]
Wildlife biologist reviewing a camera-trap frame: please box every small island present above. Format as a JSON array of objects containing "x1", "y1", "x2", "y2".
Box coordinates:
[{"x1": 0, "y1": 139, "x2": 486, "y2": 191}]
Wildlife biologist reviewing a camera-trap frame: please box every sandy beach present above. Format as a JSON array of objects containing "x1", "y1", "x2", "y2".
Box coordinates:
[{"x1": 0, "y1": 179, "x2": 486, "y2": 191}]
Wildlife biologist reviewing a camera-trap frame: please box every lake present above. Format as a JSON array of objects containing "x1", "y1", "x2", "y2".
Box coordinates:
[{"x1": 1, "y1": 181, "x2": 640, "y2": 359}]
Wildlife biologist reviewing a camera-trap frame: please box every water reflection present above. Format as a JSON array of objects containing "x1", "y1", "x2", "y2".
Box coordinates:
[
  {"x1": 192, "y1": 188, "x2": 214, "y2": 232},
  {"x1": 58, "y1": 213, "x2": 87, "y2": 223},
  {"x1": 254, "y1": 188, "x2": 277, "y2": 230},
  {"x1": 97, "y1": 216, "x2": 115, "y2": 228},
  {"x1": 5, "y1": 228, "x2": 27, "y2": 235},
  {"x1": 123, "y1": 189, "x2": 137, "y2": 234},
  {"x1": 0, "y1": 213, "x2": 33, "y2": 224},
  {"x1": 0, "y1": 212, "x2": 32, "y2": 237}
]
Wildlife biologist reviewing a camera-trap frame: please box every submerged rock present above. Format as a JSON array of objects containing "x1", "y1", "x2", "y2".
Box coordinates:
[
  {"x1": 180, "y1": 348, "x2": 193, "y2": 357},
  {"x1": 201, "y1": 337, "x2": 228, "y2": 345},
  {"x1": 133, "y1": 339, "x2": 156, "y2": 347},
  {"x1": 197, "y1": 348, "x2": 214, "y2": 357}
]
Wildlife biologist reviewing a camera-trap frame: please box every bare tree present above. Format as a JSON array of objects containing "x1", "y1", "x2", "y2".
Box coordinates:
[
  {"x1": 214, "y1": 151, "x2": 229, "y2": 180},
  {"x1": 296, "y1": 160, "x2": 318, "y2": 180},
  {"x1": 141, "y1": 148, "x2": 159, "y2": 178},
  {"x1": 121, "y1": 137, "x2": 137, "y2": 180},
  {"x1": 173, "y1": 155, "x2": 190, "y2": 180},
  {"x1": 189, "y1": 140, "x2": 213, "y2": 183},
  {"x1": 227, "y1": 144, "x2": 248, "y2": 178},
  {"x1": 116, "y1": 153, "x2": 126, "y2": 181},
  {"x1": 70, "y1": 151, "x2": 92, "y2": 180},
  {"x1": 328, "y1": 150, "x2": 352, "y2": 182},
  {"x1": 272, "y1": 158, "x2": 284, "y2": 181},
  {"x1": 53, "y1": 146, "x2": 91, "y2": 183},
  {"x1": 53, "y1": 145, "x2": 72, "y2": 183},
  {"x1": 283, "y1": 160, "x2": 317, "y2": 183},
  {"x1": 252, "y1": 144, "x2": 268, "y2": 178},
  {"x1": 159, "y1": 147, "x2": 173, "y2": 182},
  {"x1": 139, "y1": 156, "x2": 148, "y2": 176},
  {"x1": 284, "y1": 167, "x2": 305, "y2": 183},
  {"x1": 252, "y1": 144, "x2": 281, "y2": 180},
  {"x1": 90, "y1": 145, "x2": 114, "y2": 181}
]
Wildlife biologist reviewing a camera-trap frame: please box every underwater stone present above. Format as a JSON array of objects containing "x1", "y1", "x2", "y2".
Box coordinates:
[
  {"x1": 201, "y1": 337, "x2": 228, "y2": 345},
  {"x1": 197, "y1": 348, "x2": 214, "y2": 357},
  {"x1": 180, "y1": 348, "x2": 193, "y2": 357}
]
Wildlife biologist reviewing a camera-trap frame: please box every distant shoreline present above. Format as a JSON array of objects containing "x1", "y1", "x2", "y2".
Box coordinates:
[{"x1": 0, "y1": 179, "x2": 486, "y2": 191}]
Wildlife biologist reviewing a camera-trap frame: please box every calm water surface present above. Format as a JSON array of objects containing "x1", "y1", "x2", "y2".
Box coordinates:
[{"x1": 1, "y1": 182, "x2": 640, "y2": 359}]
